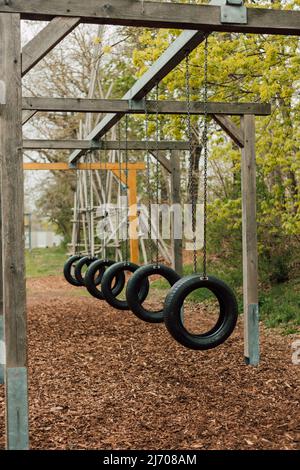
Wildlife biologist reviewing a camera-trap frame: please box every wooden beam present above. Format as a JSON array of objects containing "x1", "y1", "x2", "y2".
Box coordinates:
[
  {"x1": 22, "y1": 97, "x2": 271, "y2": 116},
  {"x1": 69, "y1": 29, "x2": 207, "y2": 163},
  {"x1": 22, "y1": 110, "x2": 36, "y2": 125},
  {"x1": 0, "y1": 2, "x2": 299, "y2": 35},
  {"x1": 128, "y1": 171, "x2": 139, "y2": 264},
  {"x1": 149, "y1": 151, "x2": 171, "y2": 174},
  {"x1": 22, "y1": 17, "x2": 80, "y2": 76},
  {"x1": 241, "y1": 115, "x2": 259, "y2": 366},
  {"x1": 0, "y1": 13, "x2": 29, "y2": 449},
  {"x1": 23, "y1": 162, "x2": 146, "y2": 171},
  {"x1": 23, "y1": 139, "x2": 191, "y2": 151},
  {"x1": 213, "y1": 114, "x2": 244, "y2": 148},
  {"x1": 171, "y1": 151, "x2": 183, "y2": 277},
  {"x1": 0, "y1": 172, "x2": 3, "y2": 385}
]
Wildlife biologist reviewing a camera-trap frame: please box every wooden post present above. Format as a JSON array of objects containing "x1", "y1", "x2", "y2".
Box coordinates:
[
  {"x1": 127, "y1": 171, "x2": 139, "y2": 264},
  {"x1": 241, "y1": 115, "x2": 259, "y2": 366},
  {"x1": 0, "y1": 183, "x2": 3, "y2": 385},
  {"x1": 171, "y1": 151, "x2": 183, "y2": 276},
  {"x1": 0, "y1": 14, "x2": 29, "y2": 449}
]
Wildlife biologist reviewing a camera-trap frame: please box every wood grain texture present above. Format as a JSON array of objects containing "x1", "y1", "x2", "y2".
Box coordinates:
[
  {"x1": 22, "y1": 16, "x2": 80, "y2": 76},
  {"x1": 213, "y1": 114, "x2": 244, "y2": 148},
  {"x1": 23, "y1": 139, "x2": 191, "y2": 151},
  {"x1": 22, "y1": 110, "x2": 36, "y2": 125},
  {"x1": 241, "y1": 115, "x2": 259, "y2": 366},
  {"x1": 0, "y1": 1, "x2": 299, "y2": 35},
  {"x1": 23, "y1": 162, "x2": 145, "y2": 171},
  {"x1": 22, "y1": 97, "x2": 271, "y2": 116},
  {"x1": 0, "y1": 12, "x2": 29, "y2": 449},
  {"x1": 149, "y1": 151, "x2": 171, "y2": 174},
  {"x1": 0, "y1": 13, "x2": 27, "y2": 370}
]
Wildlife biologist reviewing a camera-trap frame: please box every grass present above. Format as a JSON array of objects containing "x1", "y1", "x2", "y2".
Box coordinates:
[
  {"x1": 26, "y1": 246, "x2": 67, "y2": 278},
  {"x1": 259, "y1": 279, "x2": 300, "y2": 333},
  {"x1": 25, "y1": 246, "x2": 300, "y2": 333}
]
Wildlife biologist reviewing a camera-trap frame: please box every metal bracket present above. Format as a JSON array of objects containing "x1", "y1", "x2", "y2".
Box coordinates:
[
  {"x1": 210, "y1": 0, "x2": 247, "y2": 24},
  {"x1": 129, "y1": 98, "x2": 146, "y2": 112},
  {"x1": 91, "y1": 139, "x2": 103, "y2": 150},
  {"x1": 245, "y1": 303, "x2": 260, "y2": 366},
  {"x1": 6, "y1": 367, "x2": 29, "y2": 449}
]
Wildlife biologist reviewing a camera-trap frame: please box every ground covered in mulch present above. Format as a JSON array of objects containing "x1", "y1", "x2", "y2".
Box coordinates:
[{"x1": 0, "y1": 275, "x2": 299, "y2": 450}]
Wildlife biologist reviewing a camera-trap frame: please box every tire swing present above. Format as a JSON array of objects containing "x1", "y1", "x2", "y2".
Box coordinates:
[
  {"x1": 74, "y1": 151, "x2": 98, "y2": 286},
  {"x1": 63, "y1": 168, "x2": 84, "y2": 286},
  {"x1": 101, "y1": 116, "x2": 149, "y2": 310},
  {"x1": 126, "y1": 84, "x2": 181, "y2": 323},
  {"x1": 164, "y1": 42, "x2": 238, "y2": 350},
  {"x1": 85, "y1": 128, "x2": 126, "y2": 300}
]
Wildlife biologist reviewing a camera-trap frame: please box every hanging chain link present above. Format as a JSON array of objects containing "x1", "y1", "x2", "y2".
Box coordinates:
[
  {"x1": 202, "y1": 36, "x2": 209, "y2": 279},
  {"x1": 145, "y1": 100, "x2": 153, "y2": 262},
  {"x1": 125, "y1": 115, "x2": 129, "y2": 263},
  {"x1": 186, "y1": 54, "x2": 198, "y2": 274},
  {"x1": 75, "y1": 168, "x2": 81, "y2": 255},
  {"x1": 103, "y1": 134, "x2": 108, "y2": 259},
  {"x1": 155, "y1": 83, "x2": 160, "y2": 267},
  {"x1": 87, "y1": 150, "x2": 93, "y2": 258},
  {"x1": 117, "y1": 121, "x2": 123, "y2": 260}
]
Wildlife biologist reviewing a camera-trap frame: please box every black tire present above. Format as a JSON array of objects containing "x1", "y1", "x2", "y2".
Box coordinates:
[
  {"x1": 63, "y1": 255, "x2": 83, "y2": 287},
  {"x1": 126, "y1": 264, "x2": 181, "y2": 323},
  {"x1": 101, "y1": 261, "x2": 150, "y2": 311},
  {"x1": 164, "y1": 275, "x2": 238, "y2": 350},
  {"x1": 85, "y1": 259, "x2": 126, "y2": 300},
  {"x1": 74, "y1": 256, "x2": 98, "y2": 286}
]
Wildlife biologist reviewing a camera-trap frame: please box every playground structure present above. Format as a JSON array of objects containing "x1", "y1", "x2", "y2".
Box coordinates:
[{"x1": 0, "y1": 0, "x2": 299, "y2": 450}]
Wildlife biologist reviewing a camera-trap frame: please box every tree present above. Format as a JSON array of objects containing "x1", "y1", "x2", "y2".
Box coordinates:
[{"x1": 132, "y1": 0, "x2": 300, "y2": 280}]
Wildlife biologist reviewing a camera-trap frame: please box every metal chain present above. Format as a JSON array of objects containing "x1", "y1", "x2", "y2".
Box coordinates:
[
  {"x1": 75, "y1": 169, "x2": 81, "y2": 255},
  {"x1": 186, "y1": 54, "x2": 197, "y2": 274},
  {"x1": 202, "y1": 36, "x2": 209, "y2": 279},
  {"x1": 125, "y1": 115, "x2": 129, "y2": 263},
  {"x1": 145, "y1": 99, "x2": 153, "y2": 262},
  {"x1": 117, "y1": 121, "x2": 123, "y2": 260},
  {"x1": 103, "y1": 135, "x2": 108, "y2": 259},
  {"x1": 87, "y1": 150, "x2": 93, "y2": 258},
  {"x1": 155, "y1": 83, "x2": 160, "y2": 267}
]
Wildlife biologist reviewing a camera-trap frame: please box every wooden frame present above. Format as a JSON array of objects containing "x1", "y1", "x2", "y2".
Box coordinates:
[
  {"x1": 0, "y1": 0, "x2": 299, "y2": 450},
  {"x1": 21, "y1": 97, "x2": 270, "y2": 116},
  {"x1": 0, "y1": 2, "x2": 299, "y2": 35},
  {"x1": 23, "y1": 140, "x2": 194, "y2": 151},
  {"x1": 0, "y1": 13, "x2": 29, "y2": 450}
]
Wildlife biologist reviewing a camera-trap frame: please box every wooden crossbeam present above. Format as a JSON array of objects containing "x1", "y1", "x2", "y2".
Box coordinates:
[
  {"x1": 69, "y1": 29, "x2": 207, "y2": 163},
  {"x1": 1, "y1": 2, "x2": 299, "y2": 35},
  {"x1": 23, "y1": 140, "x2": 191, "y2": 151},
  {"x1": 149, "y1": 151, "x2": 171, "y2": 174},
  {"x1": 22, "y1": 110, "x2": 36, "y2": 125},
  {"x1": 212, "y1": 114, "x2": 244, "y2": 148},
  {"x1": 23, "y1": 162, "x2": 146, "y2": 171},
  {"x1": 22, "y1": 97, "x2": 271, "y2": 116},
  {"x1": 22, "y1": 17, "x2": 80, "y2": 76}
]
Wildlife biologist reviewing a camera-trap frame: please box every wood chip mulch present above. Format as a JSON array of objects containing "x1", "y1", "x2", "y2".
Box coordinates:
[{"x1": 0, "y1": 276, "x2": 299, "y2": 450}]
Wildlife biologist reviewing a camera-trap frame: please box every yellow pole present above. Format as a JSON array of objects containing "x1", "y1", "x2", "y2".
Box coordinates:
[{"x1": 127, "y1": 171, "x2": 139, "y2": 264}]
